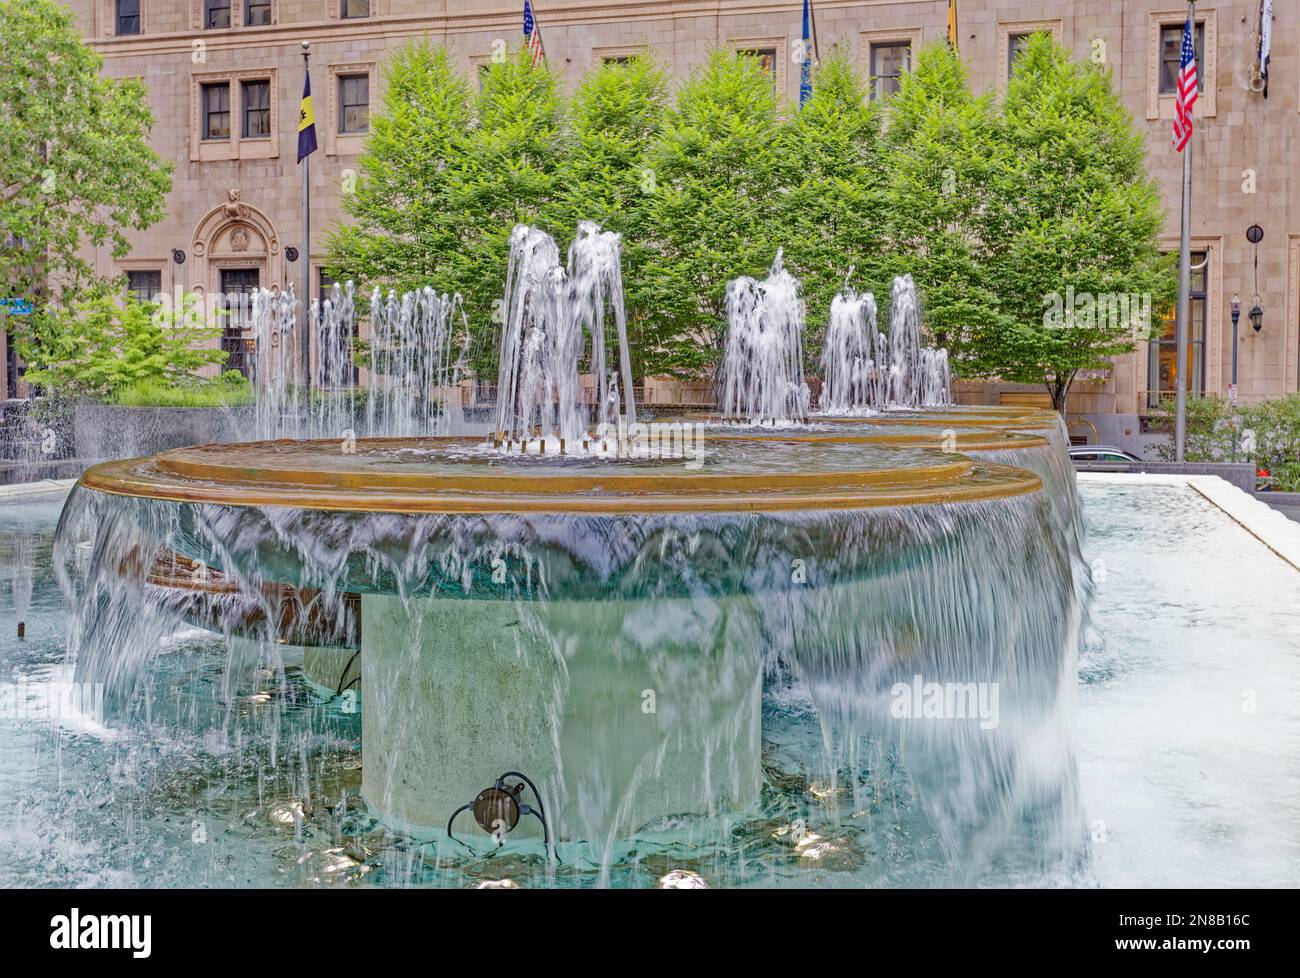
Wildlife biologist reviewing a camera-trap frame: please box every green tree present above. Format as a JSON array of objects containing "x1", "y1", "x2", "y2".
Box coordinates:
[
  {"x1": 0, "y1": 0, "x2": 172, "y2": 347},
  {"x1": 882, "y1": 42, "x2": 1003, "y2": 365},
  {"x1": 980, "y1": 33, "x2": 1175, "y2": 411},
  {"x1": 549, "y1": 54, "x2": 669, "y2": 377},
  {"x1": 775, "y1": 49, "x2": 887, "y2": 356},
  {"x1": 643, "y1": 49, "x2": 784, "y2": 376},
  {"x1": 325, "y1": 42, "x2": 472, "y2": 294},
  {"x1": 326, "y1": 45, "x2": 565, "y2": 375},
  {"x1": 452, "y1": 46, "x2": 566, "y2": 361},
  {"x1": 21, "y1": 293, "x2": 226, "y2": 398}
]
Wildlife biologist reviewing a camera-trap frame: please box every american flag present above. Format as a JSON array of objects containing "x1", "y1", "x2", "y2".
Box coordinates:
[
  {"x1": 1171, "y1": 13, "x2": 1198, "y2": 152},
  {"x1": 523, "y1": 0, "x2": 545, "y2": 68}
]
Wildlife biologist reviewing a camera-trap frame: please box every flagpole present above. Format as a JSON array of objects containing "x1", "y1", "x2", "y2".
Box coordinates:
[
  {"x1": 300, "y1": 41, "x2": 312, "y2": 408},
  {"x1": 1174, "y1": 3, "x2": 1194, "y2": 462}
]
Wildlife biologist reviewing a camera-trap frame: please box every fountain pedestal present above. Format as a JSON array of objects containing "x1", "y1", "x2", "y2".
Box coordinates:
[{"x1": 359, "y1": 593, "x2": 763, "y2": 844}]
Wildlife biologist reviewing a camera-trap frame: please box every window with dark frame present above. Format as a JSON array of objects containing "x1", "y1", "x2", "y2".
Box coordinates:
[
  {"x1": 116, "y1": 0, "x2": 140, "y2": 36},
  {"x1": 603, "y1": 55, "x2": 637, "y2": 66},
  {"x1": 1159, "y1": 22, "x2": 1205, "y2": 94},
  {"x1": 245, "y1": 0, "x2": 271, "y2": 27},
  {"x1": 126, "y1": 270, "x2": 162, "y2": 303},
  {"x1": 204, "y1": 0, "x2": 231, "y2": 29},
  {"x1": 242, "y1": 80, "x2": 270, "y2": 138},
  {"x1": 338, "y1": 74, "x2": 370, "y2": 134},
  {"x1": 1149, "y1": 250, "x2": 1207, "y2": 406},
  {"x1": 219, "y1": 268, "x2": 259, "y2": 377},
  {"x1": 870, "y1": 41, "x2": 911, "y2": 99},
  {"x1": 1007, "y1": 32, "x2": 1033, "y2": 77},
  {"x1": 341, "y1": 0, "x2": 370, "y2": 19},
  {"x1": 739, "y1": 48, "x2": 778, "y2": 93},
  {"x1": 202, "y1": 82, "x2": 231, "y2": 140}
]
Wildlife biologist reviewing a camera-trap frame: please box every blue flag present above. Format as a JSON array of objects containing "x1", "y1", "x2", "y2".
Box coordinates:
[
  {"x1": 297, "y1": 69, "x2": 318, "y2": 163},
  {"x1": 799, "y1": 0, "x2": 814, "y2": 108}
]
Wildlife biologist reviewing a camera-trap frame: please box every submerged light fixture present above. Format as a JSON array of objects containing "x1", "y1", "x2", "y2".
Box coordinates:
[{"x1": 447, "y1": 771, "x2": 553, "y2": 856}]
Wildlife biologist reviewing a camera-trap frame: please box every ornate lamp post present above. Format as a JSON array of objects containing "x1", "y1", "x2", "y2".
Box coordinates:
[{"x1": 1230, "y1": 292, "x2": 1240, "y2": 398}]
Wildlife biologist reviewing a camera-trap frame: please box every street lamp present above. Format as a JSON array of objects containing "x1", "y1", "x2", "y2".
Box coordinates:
[
  {"x1": 1245, "y1": 223, "x2": 1264, "y2": 335},
  {"x1": 1230, "y1": 292, "x2": 1240, "y2": 392}
]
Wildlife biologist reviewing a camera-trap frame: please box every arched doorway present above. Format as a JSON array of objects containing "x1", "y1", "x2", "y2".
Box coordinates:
[{"x1": 190, "y1": 189, "x2": 286, "y2": 377}]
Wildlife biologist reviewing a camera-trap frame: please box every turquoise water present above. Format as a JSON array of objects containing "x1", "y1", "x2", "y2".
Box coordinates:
[{"x1": 2, "y1": 482, "x2": 1298, "y2": 887}]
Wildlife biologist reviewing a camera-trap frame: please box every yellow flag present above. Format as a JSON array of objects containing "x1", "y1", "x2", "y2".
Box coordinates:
[
  {"x1": 947, "y1": 0, "x2": 959, "y2": 55},
  {"x1": 297, "y1": 71, "x2": 317, "y2": 161}
]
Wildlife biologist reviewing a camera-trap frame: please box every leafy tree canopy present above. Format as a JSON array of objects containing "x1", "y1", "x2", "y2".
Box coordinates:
[{"x1": 0, "y1": 0, "x2": 172, "y2": 349}]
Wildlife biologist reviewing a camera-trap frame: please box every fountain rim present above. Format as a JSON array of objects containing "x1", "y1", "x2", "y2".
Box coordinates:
[
  {"x1": 77, "y1": 434, "x2": 1044, "y2": 515},
  {"x1": 701, "y1": 430, "x2": 1050, "y2": 452},
  {"x1": 689, "y1": 407, "x2": 1060, "y2": 432}
]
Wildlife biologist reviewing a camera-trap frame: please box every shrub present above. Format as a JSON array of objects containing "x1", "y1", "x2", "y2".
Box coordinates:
[
  {"x1": 113, "y1": 371, "x2": 251, "y2": 408},
  {"x1": 21, "y1": 292, "x2": 227, "y2": 399},
  {"x1": 1154, "y1": 394, "x2": 1300, "y2": 490}
]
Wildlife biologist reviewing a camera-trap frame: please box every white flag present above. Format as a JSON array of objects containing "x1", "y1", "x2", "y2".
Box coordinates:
[{"x1": 1259, "y1": 0, "x2": 1273, "y2": 97}]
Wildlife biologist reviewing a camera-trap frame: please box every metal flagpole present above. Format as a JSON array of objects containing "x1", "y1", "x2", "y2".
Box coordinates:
[
  {"x1": 301, "y1": 41, "x2": 312, "y2": 408},
  {"x1": 1174, "y1": 3, "x2": 1195, "y2": 463},
  {"x1": 1174, "y1": 137, "x2": 1192, "y2": 461}
]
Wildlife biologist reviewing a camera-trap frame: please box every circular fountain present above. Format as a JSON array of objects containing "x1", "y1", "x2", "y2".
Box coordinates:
[{"x1": 56, "y1": 224, "x2": 1086, "y2": 869}]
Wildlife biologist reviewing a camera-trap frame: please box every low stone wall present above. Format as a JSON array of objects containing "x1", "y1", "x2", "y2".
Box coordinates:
[
  {"x1": 0, "y1": 459, "x2": 88, "y2": 485},
  {"x1": 1072, "y1": 460, "x2": 1256, "y2": 494},
  {"x1": 73, "y1": 404, "x2": 254, "y2": 462},
  {"x1": 1259, "y1": 491, "x2": 1300, "y2": 524}
]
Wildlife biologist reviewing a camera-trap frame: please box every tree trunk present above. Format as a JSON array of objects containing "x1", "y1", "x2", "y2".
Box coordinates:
[{"x1": 1047, "y1": 370, "x2": 1076, "y2": 414}]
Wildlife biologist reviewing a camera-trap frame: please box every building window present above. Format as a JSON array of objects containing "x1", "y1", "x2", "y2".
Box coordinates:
[
  {"x1": 603, "y1": 55, "x2": 636, "y2": 66},
  {"x1": 204, "y1": 0, "x2": 230, "y2": 29},
  {"x1": 202, "y1": 83, "x2": 230, "y2": 140},
  {"x1": 245, "y1": 0, "x2": 271, "y2": 27},
  {"x1": 1149, "y1": 251, "x2": 1207, "y2": 405},
  {"x1": 116, "y1": 0, "x2": 140, "y2": 35},
  {"x1": 870, "y1": 42, "x2": 910, "y2": 99},
  {"x1": 338, "y1": 74, "x2": 369, "y2": 134},
  {"x1": 341, "y1": 0, "x2": 369, "y2": 18},
  {"x1": 740, "y1": 48, "x2": 778, "y2": 92},
  {"x1": 738, "y1": 47, "x2": 774, "y2": 94},
  {"x1": 126, "y1": 270, "x2": 162, "y2": 302},
  {"x1": 1008, "y1": 33, "x2": 1033, "y2": 76},
  {"x1": 1159, "y1": 22, "x2": 1205, "y2": 94},
  {"x1": 242, "y1": 80, "x2": 270, "y2": 138}
]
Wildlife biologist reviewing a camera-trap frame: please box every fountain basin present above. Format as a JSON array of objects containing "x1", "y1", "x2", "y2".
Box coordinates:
[{"x1": 63, "y1": 417, "x2": 1076, "y2": 846}]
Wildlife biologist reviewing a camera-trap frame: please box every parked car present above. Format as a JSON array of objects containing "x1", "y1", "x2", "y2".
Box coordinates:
[{"x1": 1067, "y1": 445, "x2": 1142, "y2": 463}]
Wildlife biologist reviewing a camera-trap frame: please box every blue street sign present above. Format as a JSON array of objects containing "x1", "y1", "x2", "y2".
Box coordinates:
[{"x1": 1, "y1": 298, "x2": 33, "y2": 315}]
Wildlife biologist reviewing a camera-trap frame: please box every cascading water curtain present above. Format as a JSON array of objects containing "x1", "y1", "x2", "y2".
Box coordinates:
[
  {"x1": 494, "y1": 222, "x2": 638, "y2": 444},
  {"x1": 366, "y1": 285, "x2": 468, "y2": 437},
  {"x1": 250, "y1": 286, "x2": 300, "y2": 441},
  {"x1": 719, "y1": 250, "x2": 810, "y2": 424},
  {"x1": 888, "y1": 274, "x2": 923, "y2": 408},
  {"x1": 315, "y1": 281, "x2": 358, "y2": 439},
  {"x1": 818, "y1": 286, "x2": 882, "y2": 414},
  {"x1": 814, "y1": 273, "x2": 952, "y2": 414}
]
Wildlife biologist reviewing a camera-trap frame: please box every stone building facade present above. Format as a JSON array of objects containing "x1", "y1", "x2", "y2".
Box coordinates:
[{"x1": 5, "y1": 1, "x2": 1292, "y2": 445}]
